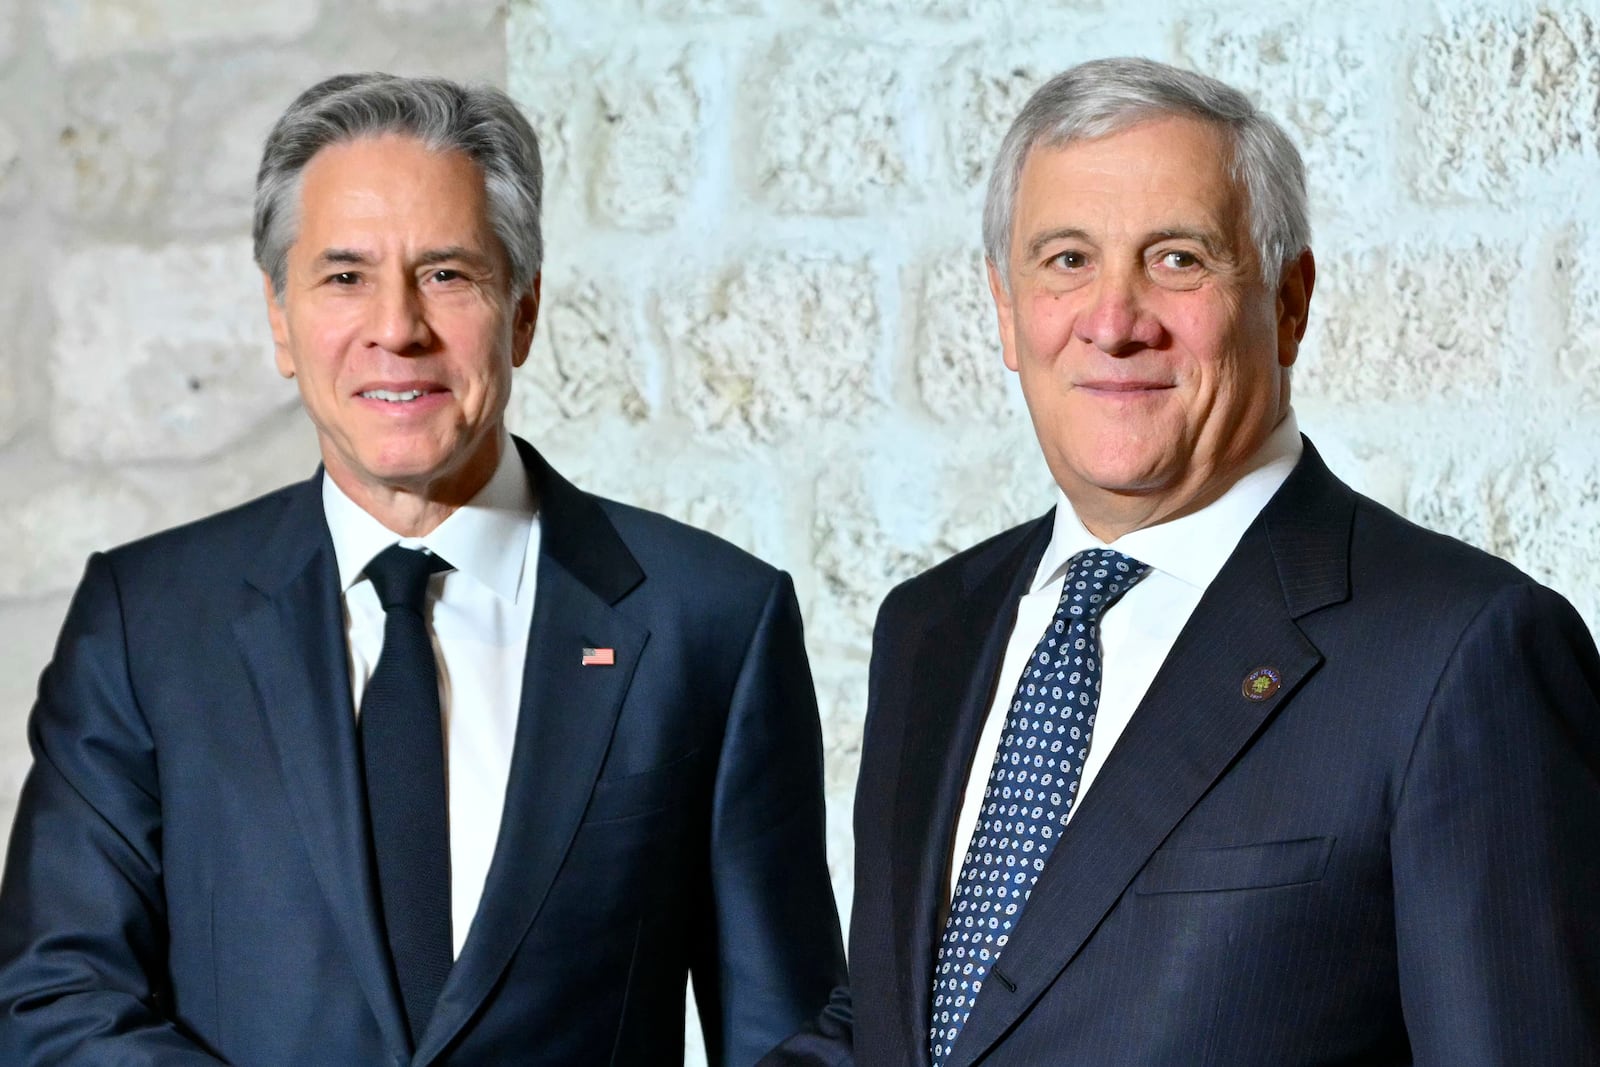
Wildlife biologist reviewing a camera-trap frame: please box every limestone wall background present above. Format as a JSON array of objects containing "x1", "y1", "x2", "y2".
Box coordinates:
[
  {"x1": 4, "y1": 0, "x2": 1599, "y2": 1061},
  {"x1": 509, "y1": 0, "x2": 1600, "y2": 919}
]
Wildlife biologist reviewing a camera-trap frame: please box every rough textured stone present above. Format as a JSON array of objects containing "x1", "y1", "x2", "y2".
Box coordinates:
[
  {"x1": 810, "y1": 432, "x2": 1051, "y2": 648},
  {"x1": 662, "y1": 254, "x2": 882, "y2": 446},
  {"x1": 814, "y1": 667, "x2": 867, "y2": 920},
  {"x1": 0, "y1": 271, "x2": 32, "y2": 449},
  {"x1": 1410, "y1": 8, "x2": 1600, "y2": 203},
  {"x1": 534, "y1": 431, "x2": 789, "y2": 568},
  {"x1": 0, "y1": 328, "x2": 18, "y2": 450},
  {"x1": 42, "y1": 0, "x2": 320, "y2": 62},
  {"x1": 166, "y1": 54, "x2": 321, "y2": 234},
  {"x1": 1557, "y1": 227, "x2": 1600, "y2": 402},
  {"x1": 372, "y1": 0, "x2": 499, "y2": 17},
  {"x1": 520, "y1": 278, "x2": 650, "y2": 424},
  {"x1": 1297, "y1": 239, "x2": 1518, "y2": 404},
  {"x1": 55, "y1": 59, "x2": 175, "y2": 224},
  {"x1": 591, "y1": 50, "x2": 704, "y2": 230},
  {"x1": 1179, "y1": 13, "x2": 1381, "y2": 223},
  {"x1": 506, "y1": 40, "x2": 579, "y2": 222},
  {"x1": 914, "y1": 251, "x2": 1016, "y2": 422},
  {"x1": 50, "y1": 240, "x2": 297, "y2": 462},
  {"x1": 0, "y1": 117, "x2": 22, "y2": 210},
  {"x1": 1405, "y1": 446, "x2": 1600, "y2": 633},
  {"x1": 940, "y1": 48, "x2": 1047, "y2": 189},
  {"x1": 0, "y1": 479, "x2": 154, "y2": 599},
  {"x1": 757, "y1": 37, "x2": 907, "y2": 214},
  {"x1": 0, "y1": 5, "x2": 15, "y2": 69},
  {"x1": 0, "y1": 364, "x2": 16, "y2": 454},
  {"x1": 641, "y1": 0, "x2": 765, "y2": 14},
  {"x1": 810, "y1": 466, "x2": 942, "y2": 648},
  {"x1": 822, "y1": 0, "x2": 1009, "y2": 16}
]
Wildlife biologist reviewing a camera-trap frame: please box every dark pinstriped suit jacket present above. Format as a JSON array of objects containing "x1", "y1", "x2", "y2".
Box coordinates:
[
  {"x1": 772, "y1": 438, "x2": 1600, "y2": 1066},
  {"x1": 0, "y1": 440, "x2": 844, "y2": 1067}
]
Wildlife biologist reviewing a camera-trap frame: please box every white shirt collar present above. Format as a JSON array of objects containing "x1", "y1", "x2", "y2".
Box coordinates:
[
  {"x1": 1032, "y1": 411, "x2": 1304, "y2": 594},
  {"x1": 322, "y1": 435, "x2": 538, "y2": 604}
]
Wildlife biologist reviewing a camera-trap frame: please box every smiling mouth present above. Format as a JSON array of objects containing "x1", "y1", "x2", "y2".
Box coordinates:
[
  {"x1": 360, "y1": 389, "x2": 433, "y2": 403},
  {"x1": 1079, "y1": 381, "x2": 1174, "y2": 392}
]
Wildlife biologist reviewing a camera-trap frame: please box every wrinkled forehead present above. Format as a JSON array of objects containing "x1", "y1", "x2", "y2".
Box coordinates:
[
  {"x1": 1015, "y1": 117, "x2": 1248, "y2": 231},
  {"x1": 290, "y1": 135, "x2": 501, "y2": 254}
]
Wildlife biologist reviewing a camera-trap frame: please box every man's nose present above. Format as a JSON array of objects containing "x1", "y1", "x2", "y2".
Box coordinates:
[
  {"x1": 1073, "y1": 268, "x2": 1165, "y2": 355},
  {"x1": 367, "y1": 280, "x2": 432, "y2": 354}
]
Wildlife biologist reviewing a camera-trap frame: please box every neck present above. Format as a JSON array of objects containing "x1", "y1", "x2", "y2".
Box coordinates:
[{"x1": 326, "y1": 439, "x2": 505, "y2": 538}]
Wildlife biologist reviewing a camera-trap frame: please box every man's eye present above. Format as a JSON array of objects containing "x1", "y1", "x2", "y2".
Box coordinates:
[
  {"x1": 1048, "y1": 251, "x2": 1087, "y2": 270},
  {"x1": 330, "y1": 271, "x2": 360, "y2": 285},
  {"x1": 430, "y1": 269, "x2": 463, "y2": 283},
  {"x1": 1158, "y1": 250, "x2": 1199, "y2": 269}
]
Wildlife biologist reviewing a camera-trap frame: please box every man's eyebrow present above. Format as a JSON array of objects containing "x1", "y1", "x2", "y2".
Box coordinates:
[
  {"x1": 1023, "y1": 226, "x2": 1232, "y2": 260},
  {"x1": 1151, "y1": 228, "x2": 1227, "y2": 255},
  {"x1": 1026, "y1": 227, "x2": 1092, "y2": 259},
  {"x1": 308, "y1": 247, "x2": 497, "y2": 271},
  {"x1": 416, "y1": 246, "x2": 495, "y2": 270},
  {"x1": 312, "y1": 248, "x2": 373, "y2": 268}
]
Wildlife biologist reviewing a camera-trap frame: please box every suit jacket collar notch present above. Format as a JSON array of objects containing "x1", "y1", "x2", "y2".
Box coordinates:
[{"x1": 514, "y1": 437, "x2": 644, "y2": 607}]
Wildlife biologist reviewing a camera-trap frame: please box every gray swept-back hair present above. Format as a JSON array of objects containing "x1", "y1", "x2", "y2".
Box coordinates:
[
  {"x1": 983, "y1": 57, "x2": 1309, "y2": 290},
  {"x1": 254, "y1": 72, "x2": 542, "y2": 298}
]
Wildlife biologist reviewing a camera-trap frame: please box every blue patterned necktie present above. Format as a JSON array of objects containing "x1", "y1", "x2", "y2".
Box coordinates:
[
  {"x1": 360, "y1": 545, "x2": 455, "y2": 1046},
  {"x1": 929, "y1": 548, "x2": 1151, "y2": 1064}
]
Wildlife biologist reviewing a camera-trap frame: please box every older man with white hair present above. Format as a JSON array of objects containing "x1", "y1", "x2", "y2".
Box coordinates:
[{"x1": 772, "y1": 55, "x2": 1600, "y2": 1067}]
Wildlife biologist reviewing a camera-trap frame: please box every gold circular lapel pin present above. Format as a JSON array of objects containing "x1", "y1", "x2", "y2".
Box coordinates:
[{"x1": 1241, "y1": 666, "x2": 1282, "y2": 701}]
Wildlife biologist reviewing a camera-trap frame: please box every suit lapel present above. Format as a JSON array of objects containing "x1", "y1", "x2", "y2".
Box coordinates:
[
  {"x1": 948, "y1": 441, "x2": 1356, "y2": 1067},
  {"x1": 417, "y1": 441, "x2": 647, "y2": 1065},
  {"x1": 231, "y1": 476, "x2": 412, "y2": 1060},
  {"x1": 886, "y1": 517, "x2": 1051, "y2": 1063}
]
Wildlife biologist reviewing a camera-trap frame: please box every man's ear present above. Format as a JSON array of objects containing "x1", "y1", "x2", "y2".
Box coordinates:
[
  {"x1": 1275, "y1": 248, "x2": 1316, "y2": 368},
  {"x1": 511, "y1": 273, "x2": 540, "y2": 369},
  {"x1": 986, "y1": 258, "x2": 1020, "y2": 372},
  {"x1": 263, "y1": 272, "x2": 295, "y2": 379}
]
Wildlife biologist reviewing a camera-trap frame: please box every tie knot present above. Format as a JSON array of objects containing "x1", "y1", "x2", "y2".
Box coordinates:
[
  {"x1": 1057, "y1": 547, "x2": 1150, "y2": 623},
  {"x1": 363, "y1": 545, "x2": 450, "y2": 612}
]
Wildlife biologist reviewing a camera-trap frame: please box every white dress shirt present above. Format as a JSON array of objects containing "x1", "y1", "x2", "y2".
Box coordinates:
[
  {"x1": 948, "y1": 414, "x2": 1304, "y2": 899},
  {"x1": 323, "y1": 438, "x2": 541, "y2": 958}
]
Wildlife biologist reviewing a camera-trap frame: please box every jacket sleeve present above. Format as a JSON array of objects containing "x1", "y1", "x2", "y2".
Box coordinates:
[
  {"x1": 1390, "y1": 580, "x2": 1600, "y2": 1065},
  {"x1": 0, "y1": 553, "x2": 227, "y2": 1065},
  {"x1": 688, "y1": 571, "x2": 847, "y2": 1067}
]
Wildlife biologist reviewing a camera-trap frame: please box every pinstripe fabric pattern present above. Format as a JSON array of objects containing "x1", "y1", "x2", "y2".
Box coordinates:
[{"x1": 825, "y1": 440, "x2": 1600, "y2": 1067}]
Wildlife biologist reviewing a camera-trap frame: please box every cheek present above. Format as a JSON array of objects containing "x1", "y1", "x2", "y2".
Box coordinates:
[
  {"x1": 1017, "y1": 292, "x2": 1078, "y2": 356},
  {"x1": 290, "y1": 310, "x2": 358, "y2": 373}
]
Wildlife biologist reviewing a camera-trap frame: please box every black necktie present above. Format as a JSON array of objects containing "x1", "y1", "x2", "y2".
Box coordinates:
[{"x1": 359, "y1": 544, "x2": 454, "y2": 1045}]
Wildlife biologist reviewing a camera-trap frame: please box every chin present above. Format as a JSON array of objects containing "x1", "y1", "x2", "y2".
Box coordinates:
[{"x1": 1063, "y1": 451, "x2": 1177, "y2": 494}]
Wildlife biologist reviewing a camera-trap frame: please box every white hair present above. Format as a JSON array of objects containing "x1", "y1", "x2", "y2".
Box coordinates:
[{"x1": 983, "y1": 57, "x2": 1311, "y2": 289}]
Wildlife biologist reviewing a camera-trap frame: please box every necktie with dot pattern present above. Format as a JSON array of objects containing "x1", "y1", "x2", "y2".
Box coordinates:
[{"x1": 929, "y1": 547, "x2": 1151, "y2": 1065}]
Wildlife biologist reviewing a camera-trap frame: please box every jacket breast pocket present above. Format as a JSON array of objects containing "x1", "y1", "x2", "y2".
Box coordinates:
[
  {"x1": 582, "y1": 746, "x2": 707, "y2": 825},
  {"x1": 1133, "y1": 836, "x2": 1334, "y2": 895}
]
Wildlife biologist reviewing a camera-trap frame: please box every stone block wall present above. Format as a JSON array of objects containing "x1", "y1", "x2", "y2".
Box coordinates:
[
  {"x1": 0, "y1": 0, "x2": 507, "y2": 871},
  {"x1": 507, "y1": 0, "x2": 1600, "y2": 939},
  {"x1": 4, "y1": 0, "x2": 1600, "y2": 1061}
]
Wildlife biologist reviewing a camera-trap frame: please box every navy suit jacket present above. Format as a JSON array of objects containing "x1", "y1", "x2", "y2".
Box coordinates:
[
  {"x1": 772, "y1": 439, "x2": 1600, "y2": 1066},
  {"x1": 0, "y1": 439, "x2": 844, "y2": 1066}
]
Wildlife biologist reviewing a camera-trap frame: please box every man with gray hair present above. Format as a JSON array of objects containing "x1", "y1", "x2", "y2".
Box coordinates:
[
  {"x1": 0, "y1": 72, "x2": 843, "y2": 1066},
  {"x1": 772, "y1": 56, "x2": 1600, "y2": 1065}
]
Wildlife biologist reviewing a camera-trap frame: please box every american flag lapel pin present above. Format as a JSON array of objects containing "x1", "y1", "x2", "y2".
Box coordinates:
[{"x1": 582, "y1": 646, "x2": 615, "y2": 667}]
